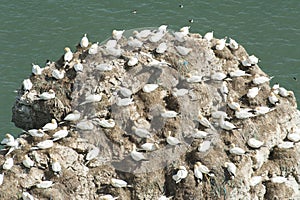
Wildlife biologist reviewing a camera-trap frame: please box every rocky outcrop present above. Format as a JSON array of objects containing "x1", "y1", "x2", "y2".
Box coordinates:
[{"x1": 3, "y1": 26, "x2": 300, "y2": 199}]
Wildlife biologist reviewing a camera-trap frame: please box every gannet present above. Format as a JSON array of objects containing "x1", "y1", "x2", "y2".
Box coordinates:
[
  {"x1": 191, "y1": 130, "x2": 209, "y2": 139},
  {"x1": 180, "y1": 26, "x2": 190, "y2": 36},
  {"x1": 22, "y1": 155, "x2": 34, "y2": 168},
  {"x1": 287, "y1": 131, "x2": 300, "y2": 142},
  {"x1": 254, "y1": 106, "x2": 275, "y2": 115},
  {"x1": 194, "y1": 163, "x2": 203, "y2": 182},
  {"x1": 158, "y1": 25, "x2": 168, "y2": 33},
  {"x1": 112, "y1": 30, "x2": 125, "y2": 40},
  {"x1": 32, "y1": 63, "x2": 43, "y2": 75},
  {"x1": 119, "y1": 87, "x2": 132, "y2": 98},
  {"x1": 106, "y1": 40, "x2": 117, "y2": 48},
  {"x1": 127, "y1": 55, "x2": 139, "y2": 66},
  {"x1": 197, "y1": 113, "x2": 212, "y2": 128},
  {"x1": 111, "y1": 178, "x2": 128, "y2": 188},
  {"x1": 220, "y1": 81, "x2": 228, "y2": 102},
  {"x1": 133, "y1": 29, "x2": 152, "y2": 40},
  {"x1": 253, "y1": 75, "x2": 272, "y2": 85},
  {"x1": 52, "y1": 69, "x2": 65, "y2": 80},
  {"x1": 99, "y1": 194, "x2": 119, "y2": 200},
  {"x1": 0, "y1": 173, "x2": 3, "y2": 186},
  {"x1": 211, "y1": 110, "x2": 229, "y2": 119},
  {"x1": 186, "y1": 74, "x2": 202, "y2": 83},
  {"x1": 229, "y1": 69, "x2": 251, "y2": 78},
  {"x1": 215, "y1": 37, "x2": 227, "y2": 50},
  {"x1": 131, "y1": 144, "x2": 147, "y2": 161},
  {"x1": 247, "y1": 87, "x2": 260, "y2": 98},
  {"x1": 172, "y1": 166, "x2": 188, "y2": 183},
  {"x1": 116, "y1": 97, "x2": 133, "y2": 106},
  {"x1": 39, "y1": 89, "x2": 55, "y2": 100},
  {"x1": 96, "y1": 63, "x2": 113, "y2": 71},
  {"x1": 211, "y1": 72, "x2": 227, "y2": 81},
  {"x1": 80, "y1": 33, "x2": 89, "y2": 48},
  {"x1": 42, "y1": 119, "x2": 57, "y2": 131},
  {"x1": 3, "y1": 157, "x2": 14, "y2": 170},
  {"x1": 224, "y1": 162, "x2": 236, "y2": 179},
  {"x1": 228, "y1": 38, "x2": 238, "y2": 50},
  {"x1": 270, "y1": 174, "x2": 287, "y2": 184},
  {"x1": 32, "y1": 140, "x2": 54, "y2": 150},
  {"x1": 158, "y1": 195, "x2": 172, "y2": 200},
  {"x1": 74, "y1": 60, "x2": 83, "y2": 72},
  {"x1": 229, "y1": 144, "x2": 245, "y2": 155},
  {"x1": 172, "y1": 88, "x2": 189, "y2": 97},
  {"x1": 277, "y1": 141, "x2": 294, "y2": 149},
  {"x1": 64, "y1": 47, "x2": 73, "y2": 62},
  {"x1": 27, "y1": 129, "x2": 45, "y2": 137},
  {"x1": 235, "y1": 107, "x2": 255, "y2": 119},
  {"x1": 268, "y1": 92, "x2": 279, "y2": 105},
  {"x1": 203, "y1": 31, "x2": 213, "y2": 42},
  {"x1": 89, "y1": 42, "x2": 99, "y2": 55},
  {"x1": 271, "y1": 83, "x2": 280, "y2": 94},
  {"x1": 22, "y1": 192, "x2": 34, "y2": 200},
  {"x1": 166, "y1": 131, "x2": 181, "y2": 146},
  {"x1": 52, "y1": 127, "x2": 68, "y2": 141},
  {"x1": 161, "y1": 110, "x2": 178, "y2": 118},
  {"x1": 227, "y1": 97, "x2": 240, "y2": 110},
  {"x1": 198, "y1": 140, "x2": 211, "y2": 152},
  {"x1": 247, "y1": 138, "x2": 264, "y2": 149},
  {"x1": 278, "y1": 87, "x2": 293, "y2": 97},
  {"x1": 51, "y1": 158, "x2": 61, "y2": 173},
  {"x1": 132, "y1": 127, "x2": 152, "y2": 138},
  {"x1": 173, "y1": 31, "x2": 187, "y2": 42},
  {"x1": 149, "y1": 31, "x2": 165, "y2": 43},
  {"x1": 141, "y1": 143, "x2": 159, "y2": 151},
  {"x1": 23, "y1": 79, "x2": 33, "y2": 91},
  {"x1": 156, "y1": 42, "x2": 168, "y2": 54},
  {"x1": 1, "y1": 133, "x2": 15, "y2": 145},
  {"x1": 97, "y1": 119, "x2": 115, "y2": 128},
  {"x1": 249, "y1": 55, "x2": 259, "y2": 65},
  {"x1": 64, "y1": 110, "x2": 81, "y2": 122},
  {"x1": 175, "y1": 46, "x2": 192, "y2": 56},
  {"x1": 219, "y1": 116, "x2": 236, "y2": 130},
  {"x1": 195, "y1": 162, "x2": 210, "y2": 174},
  {"x1": 36, "y1": 181, "x2": 53, "y2": 189},
  {"x1": 128, "y1": 37, "x2": 143, "y2": 48},
  {"x1": 250, "y1": 176, "x2": 263, "y2": 187},
  {"x1": 86, "y1": 147, "x2": 100, "y2": 161},
  {"x1": 80, "y1": 93, "x2": 102, "y2": 105}
]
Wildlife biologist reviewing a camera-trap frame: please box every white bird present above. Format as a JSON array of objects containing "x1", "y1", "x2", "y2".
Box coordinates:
[
  {"x1": 173, "y1": 31, "x2": 187, "y2": 42},
  {"x1": 141, "y1": 143, "x2": 159, "y2": 151},
  {"x1": 194, "y1": 163, "x2": 203, "y2": 181},
  {"x1": 203, "y1": 31, "x2": 213, "y2": 42},
  {"x1": 172, "y1": 88, "x2": 189, "y2": 97},
  {"x1": 127, "y1": 56, "x2": 139, "y2": 66},
  {"x1": 224, "y1": 162, "x2": 236, "y2": 179},
  {"x1": 1, "y1": 133, "x2": 15, "y2": 145},
  {"x1": 52, "y1": 69, "x2": 65, "y2": 80},
  {"x1": 86, "y1": 147, "x2": 100, "y2": 161},
  {"x1": 74, "y1": 60, "x2": 83, "y2": 72},
  {"x1": 133, "y1": 29, "x2": 152, "y2": 40},
  {"x1": 64, "y1": 110, "x2": 81, "y2": 122},
  {"x1": 175, "y1": 46, "x2": 192, "y2": 56},
  {"x1": 80, "y1": 93, "x2": 102, "y2": 105},
  {"x1": 195, "y1": 162, "x2": 210, "y2": 174},
  {"x1": 211, "y1": 110, "x2": 229, "y2": 119},
  {"x1": 254, "y1": 106, "x2": 275, "y2": 115},
  {"x1": 271, "y1": 83, "x2": 280, "y2": 94},
  {"x1": 36, "y1": 181, "x2": 53, "y2": 189},
  {"x1": 97, "y1": 119, "x2": 115, "y2": 128},
  {"x1": 229, "y1": 144, "x2": 245, "y2": 155},
  {"x1": 3, "y1": 157, "x2": 14, "y2": 170},
  {"x1": 95, "y1": 63, "x2": 113, "y2": 71},
  {"x1": 270, "y1": 174, "x2": 287, "y2": 184},
  {"x1": 235, "y1": 107, "x2": 255, "y2": 119},
  {"x1": 215, "y1": 37, "x2": 227, "y2": 50},
  {"x1": 99, "y1": 194, "x2": 119, "y2": 200},
  {"x1": 116, "y1": 97, "x2": 133, "y2": 106},
  {"x1": 22, "y1": 192, "x2": 34, "y2": 200},
  {"x1": 278, "y1": 141, "x2": 294, "y2": 149},
  {"x1": 128, "y1": 37, "x2": 143, "y2": 48},
  {"x1": 249, "y1": 55, "x2": 259, "y2": 65},
  {"x1": 191, "y1": 130, "x2": 209, "y2": 139},
  {"x1": 64, "y1": 47, "x2": 73, "y2": 62},
  {"x1": 0, "y1": 173, "x2": 3, "y2": 186},
  {"x1": 197, "y1": 114, "x2": 212, "y2": 128},
  {"x1": 211, "y1": 72, "x2": 227, "y2": 81},
  {"x1": 158, "y1": 195, "x2": 172, "y2": 200},
  {"x1": 253, "y1": 75, "x2": 272, "y2": 85},
  {"x1": 158, "y1": 25, "x2": 168, "y2": 33},
  {"x1": 229, "y1": 69, "x2": 251, "y2": 78},
  {"x1": 51, "y1": 158, "x2": 61, "y2": 173},
  {"x1": 219, "y1": 116, "x2": 237, "y2": 130},
  {"x1": 268, "y1": 92, "x2": 279, "y2": 105},
  {"x1": 220, "y1": 81, "x2": 228, "y2": 102},
  {"x1": 89, "y1": 42, "x2": 99, "y2": 55},
  {"x1": 228, "y1": 38, "x2": 238, "y2": 50},
  {"x1": 80, "y1": 33, "x2": 89, "y2": 48},
  {"x1": 278, "y1": 87, "x2": 293, "y2": 97},
  {"x1": 287, "y1": 132, "x2": 300, "y2": 142},
  {"x1": 22, "y1": 155, "x2": 34, "y2": 168},
  {"x1": 166, "y1": 131, "x2": 181, "y2": 146},
  {"x1": 23, "y1": 79, "x2": 33, "y2": 91},
  {"x1": 132, "y1": 127, "x2": 152, "y2": 138},
  {"x1": 198, "y1": 140, "x2": 211, "y2": 152},
  {"x1": 180, "y1": 26, "x2": 190, "y2": 36},
  {"x1": 119, "y1": 87, "x2": 132, "y2": 98},
  {"x1": 186, "y1": 74, "x2": 203, "y2": 83},
  {"x1": 161, "y1": 110, "x2": 178, "y2": 118},
  {"x1": 247, "y1": 87, "x2": 260, "y2": 99},
  {"x1": 247, "y1": 138, "x2": 264, "y2": 149},
  {"x1": 39, "y1": 89, "x2": 55, "y2": 100},
  {"x1": 32, "y1": 63, "x2": 43, "y2": 75},
  {"x1": 111, "y1": 178, "x2": 128, "y2": 188},
  {"x1": 250, "y1": 176, "x2": 263, "y2": 187},
  {"x1": 112, "y1": 30, "x2": 125, "y2": 40},
  {"x1": 52, "y1": 127, "x2": 68, "y2": 141},
  {"x1": 32, "y1": 140, "x2": 54, "y2": 150},
  {"x1": 42, "y1": 119, "x2": 57, "y2": 131},
  {"x1": 227, "y1": 97, "x2": 240, "y2": 110},
  {"x1": 156, "y1": 42, "x2": 168, "y2": 54},
  {"x1": 172, "y1": 166, "x2": 188, "y2": 183},
  {"x1": 130, "y1": 144, "x2": 147, "y2": 161},
  {"x1": 149, "y1": 31, "x2": 165, "y2": 43}
]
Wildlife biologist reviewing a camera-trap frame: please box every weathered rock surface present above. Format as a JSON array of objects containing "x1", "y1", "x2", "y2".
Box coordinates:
[{"x1": 2, "y1": 26, "x2": 299, "y2": 199}]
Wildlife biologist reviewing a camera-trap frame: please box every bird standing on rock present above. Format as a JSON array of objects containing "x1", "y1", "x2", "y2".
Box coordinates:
[
  {"x1": 80, "y1": 33, "x2": 89, "y2": 48},
  {"x1": 64, "y1": 47, "x2": 73, "y2": 62}
]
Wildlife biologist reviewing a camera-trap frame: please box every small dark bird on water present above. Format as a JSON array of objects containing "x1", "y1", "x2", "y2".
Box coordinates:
[
  {"x1": 131, "y1": 9, "x2": 137, "y2": 14},
  {"x1": 189, "y1": 19, "x2": 194, "y2": 23},
  {"x1": 179, "y1": 4, "x2": 184, "y2": 8}
]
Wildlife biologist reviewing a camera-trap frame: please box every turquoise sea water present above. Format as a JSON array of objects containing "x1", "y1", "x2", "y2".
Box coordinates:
[{"x1": 0, "y1": 1, "x2": 299, "y2": 139}]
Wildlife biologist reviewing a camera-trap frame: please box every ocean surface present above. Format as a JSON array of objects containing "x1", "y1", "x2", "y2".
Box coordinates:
[{"x1": 0, "y1": 0, "x2": 299, "y2": 140}]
